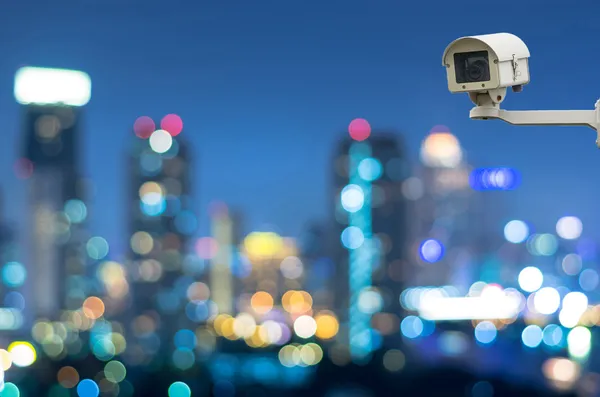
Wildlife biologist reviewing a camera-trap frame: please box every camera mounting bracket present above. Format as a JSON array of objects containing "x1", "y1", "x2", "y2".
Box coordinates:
[{"x1": 469, "y1": 95, "x2": 600, "y2": 148}]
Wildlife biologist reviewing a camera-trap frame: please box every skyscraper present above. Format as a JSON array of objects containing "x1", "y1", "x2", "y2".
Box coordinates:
[
  {"x1": 15, "y1": 67, "x2": 92, "y2": 321},
  {"x1": 126, "y1": 115, "x2": 197, "y2": 361},
  {"x1": 333, "y1": 124, "x2": 410, "y2": 360},
  {"x1": 412, "y1": 127, "x2": 486, "y2": 290}
]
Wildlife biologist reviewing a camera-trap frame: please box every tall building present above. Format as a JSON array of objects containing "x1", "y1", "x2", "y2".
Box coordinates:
[
  {"x1": 15, "y1": 66, "x2": 92, "y2": 321},
  {"x1": 411, "y1": 127, "x2": 487, "y2": 291},
  {"x1": 126, "y1": 116, "x2": 197, "y2": 361},
  {"x1": 209, "y1": 202, "x2": 243, "y2": 315},
  {"x1": 333, "y1": 128, "x2": 410, "y2": 360}
]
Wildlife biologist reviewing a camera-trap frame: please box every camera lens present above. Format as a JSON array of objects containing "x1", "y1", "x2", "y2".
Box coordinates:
[{"x1": 467, "y1": 60, "x2": 487, "y2": 81}]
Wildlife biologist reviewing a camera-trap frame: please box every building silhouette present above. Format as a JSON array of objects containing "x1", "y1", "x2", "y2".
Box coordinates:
[
  {"x1": 21, "y1": 104, "x2": 89, "y2": 321},
  {"x1": 332, "y1": 132, "x2": 410, "y2": 356},
  {"x1": 125, "y1": 124, "x2": 197, "y2": 362}
]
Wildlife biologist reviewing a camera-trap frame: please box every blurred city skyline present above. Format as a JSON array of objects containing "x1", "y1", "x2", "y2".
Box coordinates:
[{"x1": 2, "y1": 1, "x2": 600, "y2": 254}]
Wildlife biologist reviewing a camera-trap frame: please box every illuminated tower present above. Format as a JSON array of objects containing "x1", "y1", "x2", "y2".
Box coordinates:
[
  {"x1": 333, "y1": 119, "x2": 410, "y2": 361},
  {"x1": 15, "y1": 66, "x2": 91, "y2": 321},
  {"x1": 126, "y1": 115, "x2": 197, "y2": 359}
]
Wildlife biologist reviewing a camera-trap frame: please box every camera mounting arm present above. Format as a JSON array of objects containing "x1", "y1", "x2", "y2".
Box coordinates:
[{"x1": 470, "y1": 99, "x2": 600, "y2": 148}]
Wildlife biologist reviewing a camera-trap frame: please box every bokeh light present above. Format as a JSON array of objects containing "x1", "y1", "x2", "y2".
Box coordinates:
[
  {"x1": 556, "y1": 216, "x2": 583, "y2": 240},
  {"x1": 348, "y1": 118, "x2": 371, "y2": 141},
  {"x1": 161, "y1": 114, "x2": 183, "y2": 136},
  {"x1": 57, "y1": 366, "x2": 79, "y2": 388},
  {"x1": 474, "y1": 321, "x2": 497, "y2": 344},
  {"x1": 534, "y1": 287, "x2": 561, "y2": 315},
  {"x1": 518, "y1": 266, "x2": 543, "y2": 292},
  {"x1": 419, "y1": 239, "x2": 444, "y2": 263},
  {"x1": 420, "y1": 132, "x2": 462, "y2": 168},
  {"x1": 314, "y1": 312, "x2": 339, "y2": 340},
  {"x1": 470, "y1": 168, "x2": 520, "y2": 191},
  {"x1": 168, "y1": 381, "x2": 191, "y2": 397},
  {"x1": 149, "y1": 129, "x2": 173, "y2": 154},
  {"x1": 358, "y1": 158, "x2": 382, "y2": 181},
  {"x1": 340, "y1": 184, "x2": 364, "y2": 213},
  {"x1": 294, "y1": 315, "x2": 317, "y2": 339},
  {"x1": 504, "y1": 220, "x2": 529, "y2": 243},
  {"x1": 250, "y1": 291, "x2": 274, "y2": 315},
  {"x1": 522, "y1": 325, "x2": 543, "y2": 348},
  {"x1": 133, "y1": 116, "x2": 155, "y2": 139},
  {"x1": 7, "y1": 341, "x2": 36, "y2": 367},
  {"x1": 76, "y1": 379, "x2": 99, "y2": 397}
]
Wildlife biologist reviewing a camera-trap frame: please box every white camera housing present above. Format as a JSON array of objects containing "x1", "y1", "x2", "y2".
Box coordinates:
[{"x1": 442, "y1": 33, "x2": 530, "y2": 101}]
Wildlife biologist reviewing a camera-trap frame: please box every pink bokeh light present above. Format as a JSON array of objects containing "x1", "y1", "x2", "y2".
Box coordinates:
[
  {"x1": 161, "y1": 114, "x2": 183, "y2": 137},
  {"x1": 133, "y1": 116, "x2": 156, "y2": 139},
  {"x1": 195, "y1": 237, "x2": 219, "y2": 260},
  {"x1": 348, "y1": 118, "x2": 371, "y2": 141}
]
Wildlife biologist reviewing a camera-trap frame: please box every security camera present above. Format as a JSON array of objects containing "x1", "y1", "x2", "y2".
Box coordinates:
[
  {"x1": 442, "y1": 33, "x2": 530, "y2": 106},
  {"x1": 442, "y1": 32, "x2": 600, "y2": 148}
]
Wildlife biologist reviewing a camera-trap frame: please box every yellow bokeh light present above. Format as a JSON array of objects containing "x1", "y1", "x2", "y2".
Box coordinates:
[
  {"x1": 314, "y1": 312, "x2": 339, "y2": 340},
  {"x1": 221, "y1": 317, "x2": 237, "y2": 340},
  {"x1": 212, "y1": 314, "x2": 232, "y2": 336},
  {"x1": 82, "y1": 296, "x2": 105, "y2": 320},
  {"x1": 282, "y1": 290, "x2": 313, "y2": 314},
  {"x1": 243, "y1": 232, "x2": 285, "y2": 260},
  {"x1": 130, "y1": 231, "x2": 154, "y2": 255},
  {"x1": 0, "y1": 349, "x2": 12, "y2": 371},
  {"x1": 251, "y1": 291, "x2": 274, "y2": 315},
  {"x1": 8, "y1": 341, "x2": 37, "y2": 367}
]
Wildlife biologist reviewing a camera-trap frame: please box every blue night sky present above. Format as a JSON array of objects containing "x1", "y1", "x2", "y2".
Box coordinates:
[{"x1": 1, "y1": 0, "x2": 599, "y2": 256}]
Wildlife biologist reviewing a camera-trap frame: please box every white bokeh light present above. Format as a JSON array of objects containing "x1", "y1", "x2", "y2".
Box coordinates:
[
  {"x1": 533, "y1": 287, "x2": 561, "y2": 315},
  {"x1": 293, "y1": 315, "x2": 317, "y2": 339},
  {"x1": 518, "y1": 266, "x2": 543, "y2": 292},
  {"x1": 504, "y1": 220, "x2": 529, "y2": 243},
  {"x1": 149, "y1": 129, "x2": 173, "y2": 154},
  {"x1": 340, "y1": 184, "x2": 364, "y2": 213},
  {"x1": 556, "y1": 216, "x2": 583, "y2": 240}
]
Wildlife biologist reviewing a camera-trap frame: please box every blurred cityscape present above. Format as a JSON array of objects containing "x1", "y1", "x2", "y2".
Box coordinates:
[{"x1": 0, "y1": 66, "x2": 598, "y2": 397}]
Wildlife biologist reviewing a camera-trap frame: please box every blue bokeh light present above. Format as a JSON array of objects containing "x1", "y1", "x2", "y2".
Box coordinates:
[
  {"x1": 77, "y1": 379, "x2": 100, "y2": 397},
  {"x1": 168, "y1": 381, "x2": 191, "y2": 397},
  {"x1": 419, "y1": 239, "x2": 444, "y2": 263},
  {"x1": 141, "y1": 198, "x2": 166, "y2": 217},
  {"x1": 400, "y1": 316, "x2": 424, "y2": 339},
  {"x1": 358, "y1": 157, "x2": 383, "y2": 181},
  {"x1": 474, "y1": 321, "x2": 497, "y2": 344},
  {"x1": 521, "y1": 325, "x2": 543, "y2": 348},
  {"x1": 470, "y1": 167, "x2": 520, "y2": 191},
  {"x1": 341, "y1": 226, "x2": 365, "y2": 249},
  {"x1": 2, "y1": 262, "x2": 27, "y2": 288}
]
